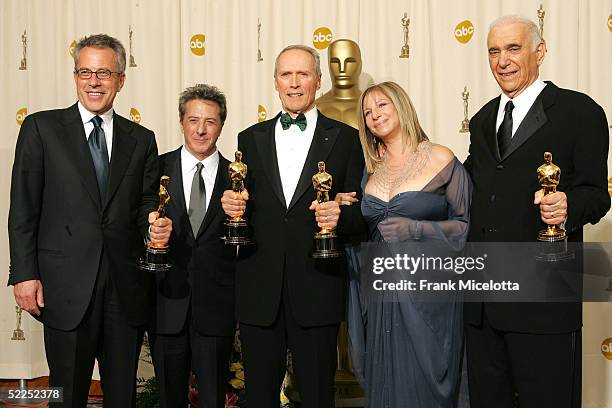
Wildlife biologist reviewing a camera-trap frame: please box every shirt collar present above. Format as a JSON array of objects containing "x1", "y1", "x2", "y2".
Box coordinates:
[
  {"x1": 181, "y1": 146, "x2": 219, "y2": 173},
  {"x1": 77, "y1": 101, "x2": 114, "y2": 125},
  {"x1": 499, "y1": 79, "x2": 546, "y2": 110}
]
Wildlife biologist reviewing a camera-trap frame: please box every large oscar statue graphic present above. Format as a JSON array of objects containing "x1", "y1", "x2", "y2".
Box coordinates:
[
  {"x1": 315, "y1": 39, "x2": 363, "y2": 129},
  {"x1": 138, "y1": 176, "x2": 172, "y2": 272},
  {"x1": 315, "y1": 39, "x2": 364, "y2": 400}
]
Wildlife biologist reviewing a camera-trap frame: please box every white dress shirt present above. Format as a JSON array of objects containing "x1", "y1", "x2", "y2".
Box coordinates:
[
  {"x1": 78, "y1": 101, "x2": 114, "y2": 161},
  {"x1": 275, "y1": 107, "x2": 318, "y2": 206},
  {"x1": 496, "y1": 79, "x2": 547, "y2": 137},
  {"x1": 181, "y1": 147, "x2": 219, "y2": 213}
]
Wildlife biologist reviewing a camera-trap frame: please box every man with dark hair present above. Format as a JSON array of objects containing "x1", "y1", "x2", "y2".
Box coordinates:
[
  {"x1": 151, "y1": 84, "x2": 235, "y2": 408},
  {"x1": 8, "y1": 33, "x2": 172, "y2": 407},
  {"x1": 221, "y1": 45, "x2": 365, "y2": 407},
  {"x1": 464, "y1": 15, "x2": 610, "y2": 408}
]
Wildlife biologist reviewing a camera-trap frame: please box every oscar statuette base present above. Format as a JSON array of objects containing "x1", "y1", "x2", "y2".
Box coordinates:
[
  {"x1": 222, "y1": 219, "x2": 254, "y2": 246},
  {"x1": 335, "y1": 369, "x2": 364, "y2": 401},
  {"x1": 12, "y1": 329, "x2": 25, "y2": 341},
  {"x1": 538, "y1": 225, "x2": 566, "y2": 242},
  {"x1": 535, "y1": 239, "x2": 575, "y2": 262},
  {"x1": 138, "y1": 246, "x2": 171, "y2": 272},
  {"x1": 312, "y1": 230, "x2": 343, "y2": 259}
]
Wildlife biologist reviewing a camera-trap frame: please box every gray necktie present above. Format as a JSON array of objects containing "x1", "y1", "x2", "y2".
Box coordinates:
[
  {"x1": 88, "y1": 116, "x2": 109, "y2": 201},
  {"x1": 188, "y1": 162, "x2": 206, "y2": 236}
]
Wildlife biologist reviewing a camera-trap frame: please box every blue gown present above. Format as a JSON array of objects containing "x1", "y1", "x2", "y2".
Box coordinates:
[{"x1": 347, "y1": 158, "x2": 472, "y2": 408}]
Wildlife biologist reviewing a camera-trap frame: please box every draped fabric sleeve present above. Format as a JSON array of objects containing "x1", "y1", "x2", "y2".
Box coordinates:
[
  {"x1": 376, "y1": 158, "x2": 473, "y2": 249},
  {"x1": 345, "y1": 244, "x2": 367, "y2": 386}
]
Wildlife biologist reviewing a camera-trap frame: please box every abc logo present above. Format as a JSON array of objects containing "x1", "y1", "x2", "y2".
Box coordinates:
[
  {"x1": 16, "y1": 107, "x2": 28, "y2": 126},
  {"x1": 129, "y1": 107, "x2": 141, "y2": 124},
  {"x1": 69, "y1": 40, "x2": 77, "y2": 57},
  {"x1": 601, "y1": 338, "x2": 612, "y2": 360},
  {"x1": 608, "y1": 14, "x2": 612, "y2": 32},
  {"x1": 258, "y1": 105, "x2": 267, "y2": 122},
  {"x1": 190, "y1": 34, "x2": 206, "y2": 56},
  {"x1": 454, "y1": 20, "x2": 475, "y2": 44},
  {"x1": 313, "y1": 27, "x2": 333, "y2": 50}
]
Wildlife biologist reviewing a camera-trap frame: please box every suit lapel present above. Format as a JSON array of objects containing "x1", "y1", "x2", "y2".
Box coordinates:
[
  {"x1": 164, "y1": 148, "x2": 187, "y2": 238},
  {"x1": 104, "y1": 114, "x2": 137, "y2": 210},
  {"x1": 501, "y1": 83, "x2": 554, "y2": 160},
  {"x1": 483, "y1": 97, "x2": 502, "y2": 162},
  {"x1": 254, "y1": 113, "x2": 286, "y2": 209},
  {"x1": 197, "y1": 154, "x2": 229, "y2": 238},
  {"x1": 61, "y1": 104, "x2": 102, "y2": 210},
  {"x1": 287, "y1": 112, "x2": 339, "y2": 212}
]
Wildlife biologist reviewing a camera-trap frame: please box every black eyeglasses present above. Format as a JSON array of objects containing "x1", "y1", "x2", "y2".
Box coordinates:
[{"x1": 74, "y1": 68, "x2": 122, "y2": 80}]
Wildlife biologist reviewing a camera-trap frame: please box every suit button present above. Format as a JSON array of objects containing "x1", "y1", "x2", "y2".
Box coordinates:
[
  {"x1": 284, "y1": 217, "x2": 288, "y2": 222},
  {"x1": 490, "y1": 195, "x2": 496, "y2": 202},
  {"x1": 496, "y1": 164, "x2": 504, "y2": 170}
]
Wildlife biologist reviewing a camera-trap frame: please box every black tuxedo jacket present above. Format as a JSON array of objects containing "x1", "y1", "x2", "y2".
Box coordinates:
[
  {"x1": 154, "y1": 148, "x2": 235, "y2": 336},
  {"x1": 8, "y1": 103, "x2": 159, "y2": 330},
  {"x1": 464, "y1": 81, "x2": 610, "y2": 333},
  {"x1": 235, "y1": 111, "x2": 366, "y2": 327}
]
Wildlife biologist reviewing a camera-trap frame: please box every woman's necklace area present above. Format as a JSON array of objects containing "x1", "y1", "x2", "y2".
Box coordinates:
[{"x1": 371, "y1": 140, "x2": 432, "y2": 196}]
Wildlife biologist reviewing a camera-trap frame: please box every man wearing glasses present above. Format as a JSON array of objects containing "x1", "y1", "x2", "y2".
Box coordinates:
[{"x1": 8, "y1": 34, "x2": 171, "y2": 407}]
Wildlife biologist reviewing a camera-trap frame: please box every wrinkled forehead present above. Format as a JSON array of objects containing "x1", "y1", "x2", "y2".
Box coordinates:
[
  {"x1": 487, "y1": 22, "x2": 529, "y2": 46},
  {"x1": 277, "y1": 49, "x2": 316, "y2": 72}
]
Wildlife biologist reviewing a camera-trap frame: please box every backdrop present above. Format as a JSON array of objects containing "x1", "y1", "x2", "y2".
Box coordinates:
[{"x1": 1, "y1": 0, "x2": 611, "y2": 406}]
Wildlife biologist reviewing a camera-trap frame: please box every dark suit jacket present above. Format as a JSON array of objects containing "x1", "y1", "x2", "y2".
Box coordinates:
[
  {"x1": 8, "y1": 103, "x2": 159, "y2": 330},
  {"x1": 235, "y1": 111, "x2": 366, "y2": 327},
  {"x1": 464, "y1": 81, "x2": 610, "y2": 333},
  {"x1": 153, "y1": 148, "x2": 235, "y2": 336}
]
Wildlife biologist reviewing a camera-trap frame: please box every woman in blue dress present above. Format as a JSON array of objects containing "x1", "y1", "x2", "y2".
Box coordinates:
[{"x1": 344, "y1": 81, "x2": 472, "y2": 407}]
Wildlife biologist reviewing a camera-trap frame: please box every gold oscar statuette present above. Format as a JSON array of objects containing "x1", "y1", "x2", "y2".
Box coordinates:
[
  {"x1": 460, "y1": 86, "x2": 470, "y2": 133},
  {"x1": 19, "y1": 30, "x2": 27, "y2": 71},
  {"x1": 138, "y1": 176, "x2": 172, "y2": 272},
  {"x1": 11, "y1": 306, "x2": 25, "y2": 341},
  {"x1": 311, "y1": 162, "x2": 342, "y2": 259},
  {"x1": 400, "y1": 12, "x2": 410, "y2": 58},
  {"x1": 257, "y1": 18, "x2": 263, "y2": 62},
  {"x1": 537, "y1": 152, "x2": 566, "y2": 242},
  {"x1": 537, "y1": 4, "x2": 545, "y2": 40},
  {"x1": 129, "y1": 25, "x2": 137, "y2": 67},
  {"x1": 222, "y1": 151, "x2": 254, "y2": 246}
]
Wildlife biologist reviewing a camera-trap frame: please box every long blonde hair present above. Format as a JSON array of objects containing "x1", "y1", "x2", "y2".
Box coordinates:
[{"x1": 357, "y1": 81, "x2": 428, "y2": 173}]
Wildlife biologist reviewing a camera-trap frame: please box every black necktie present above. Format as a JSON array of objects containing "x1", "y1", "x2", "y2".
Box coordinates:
[
  {"x1": 497, "y1": 100, "x2": 514, "y2": 157},
  {"x1": 88, "y1": 116, "x2": 109, "y2": 201},
  {"x1": 188, "y1": 162, "x2": 206, "y2": 236},
  {"x1": 280, "y1": 112, "x2": 307, "y2": 131}
]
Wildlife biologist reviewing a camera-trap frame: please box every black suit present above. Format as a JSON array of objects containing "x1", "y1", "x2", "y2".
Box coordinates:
[
  {"x1": 151, "y1": 148, "x2": 235, "y2": 408},
  {"x1": 8, "y1": 103, "x2": 159, "y2": 407},
  {"x1": 464, "y1": 82, "x2": 610, "y2": 407},
  {"x1": 235, "y1": 111, "x2": 365, "y2": 407}
]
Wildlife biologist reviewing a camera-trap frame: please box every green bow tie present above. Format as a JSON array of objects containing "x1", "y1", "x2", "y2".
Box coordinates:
[{"x1": 280, "y1": 112, "x2": 307, "y2": 131}]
